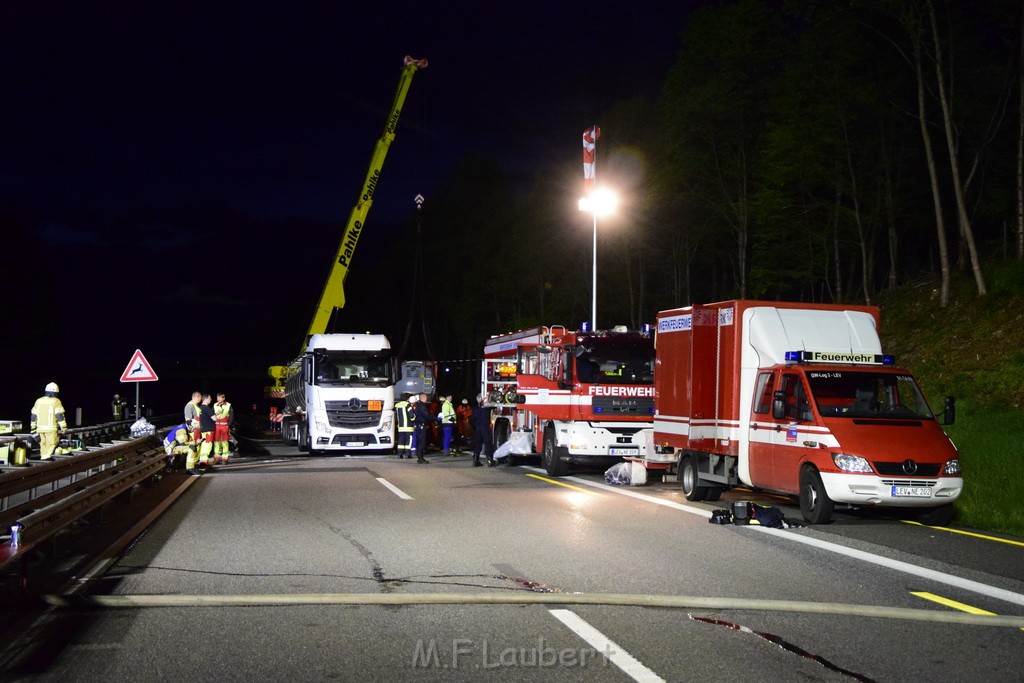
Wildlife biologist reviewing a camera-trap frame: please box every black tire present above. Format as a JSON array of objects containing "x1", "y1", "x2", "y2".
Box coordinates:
[
  {"x1": 705, "y1": 487, "x2": 723, "y2": 502},
  {"x1": 679, "y1": 455, "x2": 709, "y2": 501},
  {"x1": 298, "y1": 423, "x2": 309, "y2": 452},
  {"x1": 799, "y1": 467, "x2": 834, "y2": 524},
  {"x1": 917, "y1": 504, "x2": 954, "y2": 526},
  {"x1": 542, "y1": 427, "x2": 570, "y2": 477},
  {"x1": 282, "y1": 418, "x2": 296, "y2": 447}
]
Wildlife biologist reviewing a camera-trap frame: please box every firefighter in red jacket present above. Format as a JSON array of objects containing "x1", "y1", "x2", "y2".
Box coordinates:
[{"x1": 456, "y1": 398, "x2": 473, "y2": 448}]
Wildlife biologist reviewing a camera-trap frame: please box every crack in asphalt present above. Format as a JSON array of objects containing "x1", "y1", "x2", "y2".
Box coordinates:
[{"x1": 689, "y1": 614, "x2": 875, "y2": 682}]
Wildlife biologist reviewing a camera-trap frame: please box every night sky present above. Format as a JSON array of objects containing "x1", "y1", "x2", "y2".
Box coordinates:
[{"x1": 1, "y1": 1, "x2": 699, "y2": 424}]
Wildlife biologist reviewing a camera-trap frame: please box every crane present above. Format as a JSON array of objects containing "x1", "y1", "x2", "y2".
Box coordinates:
[{"x1": 267, "y1": 56, "x2": 428, "y2": 397}]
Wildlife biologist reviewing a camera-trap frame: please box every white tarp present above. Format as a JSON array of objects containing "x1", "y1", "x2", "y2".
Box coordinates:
[
  {"x1": 130, "y1": 418, "x2": 157, "y2": 437},
  {"x1": 492, "y1": 431, "x2": 532, "y2": 460},
  {"x1": 605, "y1": 460, "x2": 648, "y2": 486}
]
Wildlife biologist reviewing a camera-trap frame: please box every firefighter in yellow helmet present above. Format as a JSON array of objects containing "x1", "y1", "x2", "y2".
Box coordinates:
[{"x1": 31, "y1": 382, "x2": 68, "y2": 460}]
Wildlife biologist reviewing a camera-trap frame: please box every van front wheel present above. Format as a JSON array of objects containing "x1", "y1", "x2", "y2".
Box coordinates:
[
  {"x1": 799, "y1": 467, "x2": 834, "y2": 524},
  {"x1": 917, "y1": 504, "x2": 954, "y2": 526}
]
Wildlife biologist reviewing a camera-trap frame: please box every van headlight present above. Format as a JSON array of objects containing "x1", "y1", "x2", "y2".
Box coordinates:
[
  {"x1": 832, "y1": 453, "x2": 873, "y2": 473},
  {"x1": 944, "y1": 459, "x2": 961, "y2": 475}
]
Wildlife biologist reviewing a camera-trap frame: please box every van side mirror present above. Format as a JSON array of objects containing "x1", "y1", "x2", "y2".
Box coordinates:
[
  {"x1": 772, "y1": 390, "x2": 786, "y2": 420},
  {"x1": 942, "y1": 396, "x2": 955, "y2": 425}
]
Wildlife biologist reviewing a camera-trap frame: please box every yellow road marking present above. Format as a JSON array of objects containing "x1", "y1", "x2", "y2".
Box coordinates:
[
  {"x1": 526, "y1": 473, "x2": 600, "y2": 494},
  {"x1": 912, "y1": 591, "x2": 1024, "y2": 631},
  {"x1": 903, "y1": 521, "x2": 1024, "y2": 548},
  {"x1": 912, "y1": 591, "x2": 997, "y2": 615}
]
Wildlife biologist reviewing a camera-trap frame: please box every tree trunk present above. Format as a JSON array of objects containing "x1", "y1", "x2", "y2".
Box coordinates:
[
  {"x1": 883, "y1": 131, "x2": 899, "y2": 290},
  {"x1": 841, "y1": 115, "x2": 871, "y2": 305},
  {"x1": 926, "y1": 0, "x2": 986, "y2": 296},
  {"x1": 914, "y1": 27, "x2": 951, "y2": 307}
]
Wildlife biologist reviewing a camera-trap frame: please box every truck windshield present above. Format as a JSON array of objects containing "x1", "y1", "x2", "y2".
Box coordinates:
[
  {"x1": 575, "y1": 337, "x2": 655, "y2": 385},
  {"x1": 807, "y1": 370, "x2": 934, "y2": 420},
  {"x1": 314, "y1": 351, "x2": 394, "y2": 387}
]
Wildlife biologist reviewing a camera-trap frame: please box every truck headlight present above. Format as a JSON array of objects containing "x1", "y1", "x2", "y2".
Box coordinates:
[
  {"x1": 314, "y1": 417, "x2": 330, "y2": 432},
  {"x1": 832, "y1": 453, "x2": 873, "y2": 473},
  {"x1": 944, "y1": 459, "x2": 961, "y2": 475},
  {"x1": 378, "y1": 418, "x2": 393, "y2": 433}
]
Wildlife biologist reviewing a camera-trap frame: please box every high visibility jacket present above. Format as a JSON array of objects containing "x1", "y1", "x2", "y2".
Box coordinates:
[
  {"x1": 184, "y1": 400, "x2": 201, "y2": 427},
  {"x1": 395, "y1": 401, "x2": 413, "y2": 431},
  {"x1": 440, "y1": 399, "x2": 456, "y2": 425},
  {"x1": 164, "y1": 423, "x2": 190, "y2": 447},
  {"x1": 214, "y1": 401, "x2": 233, "y2": 425},
  {"x1": 31, "y1": 395, "x2": 67, "y2": 433}
]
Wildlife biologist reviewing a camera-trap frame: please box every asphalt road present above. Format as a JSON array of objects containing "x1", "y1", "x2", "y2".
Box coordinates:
[{"x1": 7, "y1": 443, "x2": 1024, "y2": 682}]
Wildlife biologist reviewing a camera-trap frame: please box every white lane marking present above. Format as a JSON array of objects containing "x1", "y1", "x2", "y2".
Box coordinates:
[
  {"x1": 750, "y1": 525, "x2": 1024, "y2": 608},
  {"x1": 376, "y1": 477, "x2": 413, "y2": 500},
  {"x1": 548, "y1": 609, "x2": 665, "y2": 682},
  {"x1": 522, "y1": 466, "x2": 710, "y2": 516},
  {"x1": 522, "y1": 467, "x2": 1024, "y2": 607}
]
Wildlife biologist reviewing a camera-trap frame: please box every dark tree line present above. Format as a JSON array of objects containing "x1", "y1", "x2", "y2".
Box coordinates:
[{"x1": 406, "y1": 0, "x2": 1024, "y2": 361}]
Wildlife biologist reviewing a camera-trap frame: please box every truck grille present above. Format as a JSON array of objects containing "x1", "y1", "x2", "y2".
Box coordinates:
[
  {"x1": 324, "y1": 400, "x2": 381, "y2": 430},
  {"x1": 873, "y1": 462, "x2": 941, "y2": 476},
  {"x1": 591, "y1": 397, "x2": 654, "y2": 415}
]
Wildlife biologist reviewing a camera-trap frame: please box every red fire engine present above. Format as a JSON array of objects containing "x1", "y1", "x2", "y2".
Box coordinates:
[{"x1": 482, "y1": 325, "x2": 655, "y2": 475}]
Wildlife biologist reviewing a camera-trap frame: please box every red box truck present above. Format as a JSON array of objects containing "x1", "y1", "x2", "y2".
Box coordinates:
[{"x1": 652, "y1": 301, "x2": 962, "y2": 525}]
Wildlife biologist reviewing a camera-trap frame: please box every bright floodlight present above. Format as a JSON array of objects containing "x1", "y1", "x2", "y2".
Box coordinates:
[{"x1": 578, "y1": 187, "x2": 618, "y2": 217}]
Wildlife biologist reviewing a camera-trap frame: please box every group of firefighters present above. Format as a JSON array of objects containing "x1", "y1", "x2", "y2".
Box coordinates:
[
  {"x1": 394, "y1": 393, "x2": 495, "y2": 466},
  {"x1": 28, "y1": 383, "x2": 496, "y2": 470},
  {"x1": 162, "y1": 391, "x2": 234, "y2": 475}
]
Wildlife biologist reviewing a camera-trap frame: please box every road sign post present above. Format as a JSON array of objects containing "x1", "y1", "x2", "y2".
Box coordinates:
[{"x1": 120, "y1": 349, "x2": 159, "y2": 423}]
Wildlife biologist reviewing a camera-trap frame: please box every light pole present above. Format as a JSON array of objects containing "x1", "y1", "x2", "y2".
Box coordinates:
[{"x1": 578, "y1": 187, "x2": 618, "y2": 331}]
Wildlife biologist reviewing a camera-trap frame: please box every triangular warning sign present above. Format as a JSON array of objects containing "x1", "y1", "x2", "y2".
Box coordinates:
[{"x1": 120, "y1": 349, "x2": 159, "y2": 382}]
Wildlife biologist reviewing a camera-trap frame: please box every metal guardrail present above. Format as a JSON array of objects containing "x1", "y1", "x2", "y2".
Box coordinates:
[
  {"x1": 0, "y1": 436, "x2": 169, "y2": 582},
  {"x1": 0, "y1": 415, "x2": 180, "y2": 462}
]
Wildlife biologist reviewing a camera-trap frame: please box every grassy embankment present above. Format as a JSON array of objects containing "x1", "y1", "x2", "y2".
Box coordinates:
[{"x1": 878, "y1": 262, "x2": 1024, "y2": 537}]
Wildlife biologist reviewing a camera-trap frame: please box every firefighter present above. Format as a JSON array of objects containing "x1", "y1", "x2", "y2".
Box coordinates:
[
  {"x1": 184, "y1": 391, "x2": 202, "y2": 442},
  {"x1": 412, "y1": 393, "x2": 434, "y2": 464},
  {"x1": 395, "y1": 393, "x2": 414, "y2": 458},
  {"x1": 197, "y1": 393, "x2": 216, "y2": 468},
  {"x1": 470, "y1": 393, "x2": 495, "y2": 467},
  {"x1": 213, "y1": 392, "x2": 233, "y2": 463},
  {"x1": 112, "y1": 393, "x2": 127, "y2": 420},
  {"x1": 456, "y1": 398, "x2": 473, "y2": 447},
  {"x1": 438, "y1": 394, "x2": 457, "y2": 456},
  {"x1": 31, "y1": 382, "x2": 67, "y2": 460},
  {"x1": 163, "y1": 423, "x2": 199, "y2": 473}
]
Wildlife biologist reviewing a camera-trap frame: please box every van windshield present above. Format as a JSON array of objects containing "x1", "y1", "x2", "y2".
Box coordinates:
[{"x1": 806, "y1": 370, "x2": 934, "y2": 420}]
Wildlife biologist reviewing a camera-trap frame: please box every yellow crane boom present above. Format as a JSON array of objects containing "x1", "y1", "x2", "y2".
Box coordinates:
[{"x1": 267, "y1": 55, "x2": 427, "y2": 397}]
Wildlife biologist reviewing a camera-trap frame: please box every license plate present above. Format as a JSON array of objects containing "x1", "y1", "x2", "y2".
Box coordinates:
[
  {"x1": 891, "y1": 486, "x2": 932, "y2": 498},
  {"x1": 609, "y1": 447, "x2": 639, "y2": 457},
  {"x1": 345, "y1": 441, "x2": 364, "y2": 447}
]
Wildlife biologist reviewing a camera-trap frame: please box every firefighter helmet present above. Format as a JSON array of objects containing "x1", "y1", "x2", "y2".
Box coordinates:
[{"x1": 45, "y1": 382, "x2": 59, "y2": 393}]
